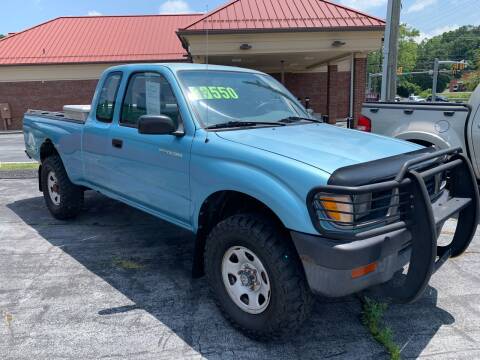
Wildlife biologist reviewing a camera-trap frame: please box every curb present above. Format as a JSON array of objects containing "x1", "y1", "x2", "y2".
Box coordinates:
[
  {"x1": 0, "y1": 131, "x2": 22, "y2": 135},
  {"x1": 0, "y1": 161, "x2": 36, "y2": 164},
  {"x1": 0, "y1": 169, "x2": 37, "y2": 179}
]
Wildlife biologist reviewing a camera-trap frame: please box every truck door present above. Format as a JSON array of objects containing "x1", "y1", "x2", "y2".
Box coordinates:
[
  {"x1": 107, "y1": 71, "x2": 192, "y2": 224},
  {"x1": 83, "y1": 71, "x2": 123, "y2": 189}
]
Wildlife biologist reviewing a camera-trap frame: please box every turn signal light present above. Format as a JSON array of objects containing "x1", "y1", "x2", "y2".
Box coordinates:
[
  {"x1": 356, "y1": 115, "x2": 372, "y2": 132},
  {"x1": 351, "y1": 262, "x2": 378, "y2": 279},
  {"x1": 320, "y1": 195, "x2": 353, "y2": 224}
]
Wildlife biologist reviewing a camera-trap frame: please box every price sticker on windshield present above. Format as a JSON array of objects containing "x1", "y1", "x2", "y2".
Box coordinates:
[{"x1": 188, "y1": 86, "x2": 239, "y2": 100}]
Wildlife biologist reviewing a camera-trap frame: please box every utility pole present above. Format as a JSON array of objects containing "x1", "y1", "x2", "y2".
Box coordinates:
[
  {"x1": 432, "y1": 58, "x2": 439, "y2": 101},
  {"x1": 381, "y1": 0, "x2": 402, "y2": 102}
]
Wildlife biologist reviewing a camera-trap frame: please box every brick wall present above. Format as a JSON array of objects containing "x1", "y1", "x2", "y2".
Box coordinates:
[
  {"x1": 271, "y1": 71, "x2": 352, "y2": 120},
  {"x1": 0, "y1": 79, "x2": 98, "y2": 130},
  {"x1": 1, "y1": 68, "x2": 365, "y2": 130},
  {"x1": 353, "y1": 57, "x2": 367, "y2": 124}
]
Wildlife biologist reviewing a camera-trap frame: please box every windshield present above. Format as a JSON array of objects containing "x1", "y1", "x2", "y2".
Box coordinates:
[{"x1": 178, "y1": 70, "x2": 310, "y2": 128}]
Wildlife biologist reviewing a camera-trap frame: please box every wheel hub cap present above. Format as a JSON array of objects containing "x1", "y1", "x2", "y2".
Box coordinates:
[
  {"x1": 221, "y1": 246, "x2": 271, "y2": 314},
  {"x1": 47, "y1": 171, "x2": 61, "y2": 206},
  {"x1": 238, "y1": 266, "x2": 259, "y2": 290}
]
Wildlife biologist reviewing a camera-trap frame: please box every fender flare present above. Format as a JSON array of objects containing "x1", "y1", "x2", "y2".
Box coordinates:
[{"x1": 395, "y1": 131, "x2": 450, "y2": 149}]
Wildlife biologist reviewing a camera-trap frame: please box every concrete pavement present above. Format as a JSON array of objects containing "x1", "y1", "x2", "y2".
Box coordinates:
[
  {"x1": 1, "y1": 179, "x2": 480, "y2": 359},
  {"x1": 0, "y1": 133, "x2": 33, "y2": 163}
]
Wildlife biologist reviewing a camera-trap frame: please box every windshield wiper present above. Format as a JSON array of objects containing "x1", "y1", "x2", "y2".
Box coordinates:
[
  {"x1": 278, "y1": 116, "x2": 323, "y2": 124},
  {"x1": 204, "y1": 121, "x2": 286, "y2": 130}
]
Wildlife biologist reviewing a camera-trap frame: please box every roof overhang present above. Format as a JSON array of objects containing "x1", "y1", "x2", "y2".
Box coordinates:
[
  {"x1": 178, "y1": 28, "x2": 383, "y2": 72},
  {"x1": 178, "y1": 25, "x2": 385, "y2": 36}
]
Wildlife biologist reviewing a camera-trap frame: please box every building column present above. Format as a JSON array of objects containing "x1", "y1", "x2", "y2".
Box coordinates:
[
  {"x1": 353, "y1": 55, "x2": 368, "y2": 125},
  {"x1": 327, "y1": 64, "x2": 338, "y2": 124}
]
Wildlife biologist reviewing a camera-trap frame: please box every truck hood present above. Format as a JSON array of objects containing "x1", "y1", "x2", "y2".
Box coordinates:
[{"x1": 216, "y1": 123, "x2": 422, "y2": 174}]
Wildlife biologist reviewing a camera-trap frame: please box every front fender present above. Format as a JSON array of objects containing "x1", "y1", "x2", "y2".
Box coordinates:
[{"x1": 190, "y1": 157, "x2": 323, "y2": 235}]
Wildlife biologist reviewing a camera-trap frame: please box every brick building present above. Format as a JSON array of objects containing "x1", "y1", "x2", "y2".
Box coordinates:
[{"x1": 0, "y1": 0, "x2": 384, "y2": 130}]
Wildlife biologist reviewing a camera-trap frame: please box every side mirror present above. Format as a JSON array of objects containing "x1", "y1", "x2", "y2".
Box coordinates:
[{"x1": 138, "y1": 115, "x2": 179, "y2": 135}]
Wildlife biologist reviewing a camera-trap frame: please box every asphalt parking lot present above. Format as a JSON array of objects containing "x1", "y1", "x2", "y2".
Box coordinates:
[
  {"x1": 1, "y1": 179, "x2": 480, "y2": 359},
  {"x1": 0, "y1": 133, "x2": 33, "y2": 163}
]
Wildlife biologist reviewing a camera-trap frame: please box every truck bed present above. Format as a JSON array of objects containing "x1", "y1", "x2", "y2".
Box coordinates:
[
  {"x1": 361, "y1": 101, "x2": 471, "y2": 151},
  {"x1": 23, "y1": 109, "x2": 85, "y2": 181},
  {"x1": 26, "y1": 109, "x2": 86, "y2": 124}
]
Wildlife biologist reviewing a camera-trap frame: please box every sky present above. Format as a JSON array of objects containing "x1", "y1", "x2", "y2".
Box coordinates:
[{"x1": 1, "y1": 0, "x2": 479, "y2": 42}]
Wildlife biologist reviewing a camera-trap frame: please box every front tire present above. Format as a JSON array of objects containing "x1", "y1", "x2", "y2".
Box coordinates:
[
  {"x1": 41, "y1": 155, "x2": 84, "y2": 220},
  {"x1": 204, "y1": 214, "x2": 313, "y2": 340}
]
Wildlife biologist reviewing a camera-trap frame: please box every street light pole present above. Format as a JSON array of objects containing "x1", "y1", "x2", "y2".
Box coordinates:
[
  {"x1": 381, "y1": 0, "x2": 401, "y2": 102},
  {"x1": 432, "y1": 59, "x2": 467, "y2": 101}
]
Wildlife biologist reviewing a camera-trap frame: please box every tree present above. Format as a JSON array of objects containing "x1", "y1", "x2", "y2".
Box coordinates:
[
  {"x1": 398, "y1": 25, "x2": 420, "y2": 72},
  {"x1": 368, "y1": 24, "x2": 420, "y2": 73},
  {"x1": 367, "y1": 24, "x2": 420, "y2": 93},
  {"x1": 464, "y1": 73, "x2": 480, "y2": 91},
  {"x1": 0, "y1": 34, "x2": 4, "y2": 39},
  {"x1": 397, "y1": 79, "x2": 421, "y2": 98},
  {"x1": 417, "y1": 26, "x2": 480, "y2": 71}
]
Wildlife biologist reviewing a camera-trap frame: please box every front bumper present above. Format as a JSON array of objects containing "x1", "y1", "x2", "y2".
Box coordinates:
[
  {"x1": 294, "y1": 148, "x2": 479, "y2": 301},
  {"x1": 291, "y1": 227, "x2": 411, "y2": 297}
]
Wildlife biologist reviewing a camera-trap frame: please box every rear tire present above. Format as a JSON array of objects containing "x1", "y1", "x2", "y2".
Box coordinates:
[
  {"x1": 41, "y1": 155, "x2": 84, "y2": 220},
  {"x1": 204, "y1": 214, "x2": 313, "y2": 340}
]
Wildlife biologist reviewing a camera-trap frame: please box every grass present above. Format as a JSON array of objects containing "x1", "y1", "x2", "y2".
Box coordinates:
[
  {"x1": 112, "y1": 258, "x2": 145, "y2": 270},
  {"x1": 0, "y1": 162, "x2": 39, "y2": 171},
  {"x1": 361, "y1": 296, "x2": 401, "y2": 360},
  {"x1": 442, "y1": 91, "x2": 472, "y2": 102}
]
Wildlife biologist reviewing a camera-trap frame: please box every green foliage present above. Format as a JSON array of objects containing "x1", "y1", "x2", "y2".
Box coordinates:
[
  {"x1": 443, "y1": 92, "x2": 473, "y2": 102},
  {"x1": 465, "y1": 73, "x2": 480, "y2": 91},
  {"x1": 367, "y1": 24, "x2": 480, "y2": 94},
  {"x1": 0, "y1": 34, "x2": 4, "y2": 39},
  {"x1": 397, "y1": 79, "x2": 421, "y2": 98},
  {"x1": 398, "y1": 25, "x2": 420, "y2": 72},
  {"x1": 361, "y1": 297, "x2": 401, "y2": 360},
  {"x1": 418, "y1": 26, "x2": 480, "y2": 70},
  {"x1": 419, "y1": 89, "x2": 432, "y2": 99},
  {"x1": 367, "y1": 24, "x2": 419, "y2": 75}
]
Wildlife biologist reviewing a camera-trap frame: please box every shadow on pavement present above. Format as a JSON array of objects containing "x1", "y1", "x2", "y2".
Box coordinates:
[{"x1": 7, "y1": 191, "x2": 454, "y2": 359}]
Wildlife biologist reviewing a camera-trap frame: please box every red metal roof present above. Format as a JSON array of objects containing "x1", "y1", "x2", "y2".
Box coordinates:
[
  {"x1": 0, "y1": 14, "x2": 202, "y2": 66},
  {"x1": 0, "y1": 1, "x2": 384, "y2": 66},
  {"x1": 180, "y1": 0, "x2": 385, "y2": 33}
]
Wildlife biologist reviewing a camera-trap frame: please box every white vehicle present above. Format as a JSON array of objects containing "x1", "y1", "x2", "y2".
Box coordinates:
[
  {"x1": 358, "y1": 85, "x2": 480, "y2": 180},
  {"x1": 408, "y1": 95, "x2": 426, "y2": 103}
]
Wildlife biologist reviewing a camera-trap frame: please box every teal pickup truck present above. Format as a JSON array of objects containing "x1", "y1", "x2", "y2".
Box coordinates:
[{"x1": 24, "y1": 63, "x2": 479, "y2": 339}]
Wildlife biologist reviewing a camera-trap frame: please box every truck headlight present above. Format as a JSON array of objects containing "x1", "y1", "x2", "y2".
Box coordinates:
[{"x1": 318, "y1": 194, "x2": 354, "y2": 224}]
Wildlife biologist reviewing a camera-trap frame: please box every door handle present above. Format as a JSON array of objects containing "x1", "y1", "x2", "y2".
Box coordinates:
[
  {"x1": 444, "y1": 111, "x2": 455, "y2": 117},
  {"x1": 112, "y1": 139, "x2": 123, "y2": 149},
  {"x1": 369, "y1": 108, "x2": 379, "y2": 113},
  {"x1": 404, "y1": 109, "x2": 414, "y2": 115}
]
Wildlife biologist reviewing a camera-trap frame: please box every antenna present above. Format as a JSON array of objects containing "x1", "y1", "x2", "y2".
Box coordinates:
[
  {"x1": 206, "y1": 5, "x2": 209, "y2": 69},
  {"x1": 205, "y1": 4, "x2": 210, "y2": 139}
]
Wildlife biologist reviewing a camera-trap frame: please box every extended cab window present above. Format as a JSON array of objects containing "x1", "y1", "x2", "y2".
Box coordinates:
[
  {"x1": 96, "y1": 72, "x2": 122, "y2": 122},
  {"x1": 121, "y1": 72, "x2": 180, "y2": 127}
]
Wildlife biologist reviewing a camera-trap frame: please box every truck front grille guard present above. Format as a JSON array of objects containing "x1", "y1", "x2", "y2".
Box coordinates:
[{"x1": 307, "y1": 147, "x2": 480, "y2": 303}]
